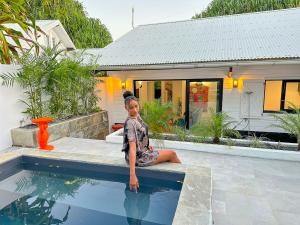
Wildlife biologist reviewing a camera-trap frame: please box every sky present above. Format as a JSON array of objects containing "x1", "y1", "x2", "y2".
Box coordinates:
[{"x1": 79, "y1": 0, "x2": 212, "y2": 40}]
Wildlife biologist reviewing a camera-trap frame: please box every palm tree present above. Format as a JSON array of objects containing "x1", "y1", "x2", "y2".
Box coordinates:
[
  {"x1": 0, "y1": 0, "x2": 38, "y2": 64},
  {"x1": 272, "y1": 103, "x2": 300, "y2": 150},
  {"x1": 190, "y1": 108, "x2": 240, "y2": 144}
]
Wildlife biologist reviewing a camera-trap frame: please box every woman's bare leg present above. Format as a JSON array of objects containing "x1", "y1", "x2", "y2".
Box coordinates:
[{"x1": 153, "y1": 150, "x2": 181, "y2": 164}]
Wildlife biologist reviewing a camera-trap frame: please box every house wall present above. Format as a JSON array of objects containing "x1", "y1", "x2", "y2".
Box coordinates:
[
  {"x1": 0, "y1": 65, "x2": 31, "y2": 150},
  {"x1": 103, "y1": 64, "x2": 300, "y2": 133}
]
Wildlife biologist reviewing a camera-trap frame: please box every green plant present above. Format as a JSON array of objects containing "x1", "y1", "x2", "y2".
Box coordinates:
[
  {"x1": 272, "y1": 103, "x2": 300, "y2": 150},
  {"x1": 0, "y1": 0, "x2": 40, "y2": 64},
  {"x1": 0, "y1": 45, "x2": 61, "y2": 118},
  {"x1": 172, "y1": 126, "x2": 187, "y2": 142},
  {"x1": 193, "y1": 0, "x2": 300, "y2": 19},
  {"x1": 248, "y1": 134, "x2": 266, "y2": 149},
  {"x1": 0, "y1": 44, "x2": 101, "y2": 120},
  {"x1": 140, "y1": 100, "x2": 174, "y2": 140},
  {"x1": 26, "y1": 0, "x2": 112, "y2": 48},
  {"x1": 190, "y1": 108, "x2": 239, "y2": 144}
]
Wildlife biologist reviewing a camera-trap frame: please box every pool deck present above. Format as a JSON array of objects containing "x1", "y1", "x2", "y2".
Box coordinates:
[{"x1": 2, "y1": 137, "x2": 300, "y2": 225}]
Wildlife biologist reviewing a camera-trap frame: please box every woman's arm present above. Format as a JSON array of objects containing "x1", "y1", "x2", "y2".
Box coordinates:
[{"x1": 129, "y1": 142, "x2": 139, "y2": 192}]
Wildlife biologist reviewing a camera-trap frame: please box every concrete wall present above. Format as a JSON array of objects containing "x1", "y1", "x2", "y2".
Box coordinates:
[
  {"x1": 103, "y1": 64, "x2": 300, "y2": 133},
  {"x1": 0, "y1": 65, "x2": 30, "y2": 150}
]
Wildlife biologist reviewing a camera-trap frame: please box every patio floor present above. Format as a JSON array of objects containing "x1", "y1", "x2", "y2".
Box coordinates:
[{"x1": 3, "y1": 137, "x2": 300, "y2": 225}]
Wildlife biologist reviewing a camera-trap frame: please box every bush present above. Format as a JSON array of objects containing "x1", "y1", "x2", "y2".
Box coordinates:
[
  {"x1": 272, "y1": 103, "x2": 300, "y2": 150},
  {"x1": 140, "y1": 100, "x2": 174, "y2": 139},
  {"x1": 190, "y1": 108, "x2": 240, "y2": 144},
  {"x1": 0, "y1": 45, "x2": 102, "y2": 120}
]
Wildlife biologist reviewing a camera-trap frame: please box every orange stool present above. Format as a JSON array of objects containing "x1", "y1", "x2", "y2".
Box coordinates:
[{"x1": 32, "y1": 117, "x2": 54, "y2": 150}]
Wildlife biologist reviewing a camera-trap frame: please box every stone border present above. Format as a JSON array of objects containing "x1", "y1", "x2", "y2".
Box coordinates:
[
  {"x1": 11, "y1": 111, "x2": 109, "y2": 148},
  {"x1": 106, "y1": 129, "x2": 300, "y2": 162},
  {"x1": 0, "y1": 148, "x2": 212, "y2": 225}
]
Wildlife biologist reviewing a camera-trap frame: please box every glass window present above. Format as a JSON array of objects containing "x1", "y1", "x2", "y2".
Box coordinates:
[
  {"x1": 284, "y1": 82, "x2": 300, "y2": 110},
  {"x1": 264, "y1": 80, "x2": 300, "y2": 112},
  {"x1": 264, "y1": 81, "x2": 282, "y2": 111},
  {"x1": 134, "y1": 80, "x2": 186, "y2": 119}
]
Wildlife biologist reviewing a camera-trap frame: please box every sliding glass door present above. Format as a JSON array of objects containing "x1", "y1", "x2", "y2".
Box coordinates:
[
  {"x1": 187, "y1": 80, "x2": 223, "y2": 128},
  {"x1": 134, "y1": 79, "x2": 223, "y2": 128}
]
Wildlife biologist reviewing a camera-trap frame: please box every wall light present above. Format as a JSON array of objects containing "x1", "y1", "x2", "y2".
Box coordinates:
[
  {"x1": 138, "y1": 81, "x2": 143, "y2": 88},
  {"x1": 121, "y1": 81, "x2": 126, "y2": 89},
  {"x1": 233, "y1": 79, "x2": 238, "y2": 88}
]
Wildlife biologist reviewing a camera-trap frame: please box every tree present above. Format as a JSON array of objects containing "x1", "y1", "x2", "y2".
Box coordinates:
[
  {"x1": 0, "y1": 0, "x2": 37, "y2": 64},
  {"x1": 26, "y1": 0, "x2": 113, "y2": 48},
  {"x1": 193, "y1": 0, "x2": 300, "y2": 19}
]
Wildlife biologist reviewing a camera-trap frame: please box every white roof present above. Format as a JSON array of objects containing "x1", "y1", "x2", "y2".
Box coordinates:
[
  {"x1": 96, "y1": 8, "x2": 300, "y2": 69},
  {"x1": 5, "y1": 20, "x2": 75, "y2": 50}
]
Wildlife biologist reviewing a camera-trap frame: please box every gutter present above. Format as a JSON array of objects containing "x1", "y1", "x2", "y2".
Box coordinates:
[{"x1": 98, "y1": 59, "x2": 300, "y2": 71}]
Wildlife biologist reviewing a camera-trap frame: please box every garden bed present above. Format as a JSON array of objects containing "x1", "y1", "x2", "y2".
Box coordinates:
[
  {"x1": 106, "y1": 129, "x2": 300, "y2": 162},
  {"x1": 11, "y1": 111, "x2": 109, "y2": 148}
]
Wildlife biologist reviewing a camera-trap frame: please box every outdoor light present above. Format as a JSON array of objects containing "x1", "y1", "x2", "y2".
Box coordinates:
[
  {"x1": 233, "y1": 79, "x2": 238, "y2": 88},
  {"x1": 138, "y1": 81, "x2": 143, "y2": 88},
  {"x1": 227, "y1": 67, "x2": 233, "y2": 78},
  {"x1": 121, "y1": 81, "x2": 126, "y2": 89}
]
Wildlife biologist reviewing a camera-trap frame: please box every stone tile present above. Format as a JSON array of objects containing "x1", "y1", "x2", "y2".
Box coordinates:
[
  {"x1": 3, "y1": 137, "x2": 300, "y2": 225},
  {"x1": 273, "y1": 211, "x2": 300, "y2": 225}
]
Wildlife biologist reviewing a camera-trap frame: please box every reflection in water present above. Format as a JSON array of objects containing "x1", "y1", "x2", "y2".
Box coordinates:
[
  {"x1": 124, "y1": 184, "x2": 150, "y2": 225},
  {"x1": 123, "y1": 183, "x2": 172, "y2": 225},
  {"x1": 0, "y1": 196, "x2": 71, "y2": 225}
]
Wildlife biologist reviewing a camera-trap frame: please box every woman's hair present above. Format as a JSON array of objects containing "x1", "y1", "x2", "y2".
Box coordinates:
[{"x1": 123, "y1": 90, "x2": 138, "y2": 106}]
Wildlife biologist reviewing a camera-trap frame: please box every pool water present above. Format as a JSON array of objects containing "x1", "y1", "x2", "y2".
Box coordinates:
[{"x1": 0, "y1": 157, "x2": 183, "y2": 225}]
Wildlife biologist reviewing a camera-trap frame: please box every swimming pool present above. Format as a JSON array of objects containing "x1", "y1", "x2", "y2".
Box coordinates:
[{"x1": 0, "y1": 156, "x2": 184, "y2": 225}]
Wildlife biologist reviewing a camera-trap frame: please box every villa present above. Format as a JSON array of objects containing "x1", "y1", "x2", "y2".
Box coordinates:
[{"x1": 89, "y1": 8, "x2": 300, "y2": 138}]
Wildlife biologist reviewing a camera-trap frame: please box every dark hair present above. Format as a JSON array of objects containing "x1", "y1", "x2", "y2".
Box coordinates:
[
  {"x1": 123, "y1": 90, "x2": 134, "y2": 99},
  {"x1": 123, "y1": 90, "x2": 138, "y2": 106}
]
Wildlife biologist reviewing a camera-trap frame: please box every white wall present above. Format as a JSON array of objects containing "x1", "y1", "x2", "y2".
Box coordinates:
[
  {"x1": 105, "y1": 64, "x2": 300, "y2": 133},
  {"x1": 0, "y1": 65, "x2": 31, "y2": 150}
]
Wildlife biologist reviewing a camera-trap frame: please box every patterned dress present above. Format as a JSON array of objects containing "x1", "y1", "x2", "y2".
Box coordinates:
[{"x1": 122, "y1": 115, "x2": 159, "y2": 167}]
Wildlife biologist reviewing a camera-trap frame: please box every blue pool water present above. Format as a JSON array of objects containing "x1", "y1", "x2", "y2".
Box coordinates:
[{"x1": 0, "y1": 157, "x2": 183, "y2": 225}]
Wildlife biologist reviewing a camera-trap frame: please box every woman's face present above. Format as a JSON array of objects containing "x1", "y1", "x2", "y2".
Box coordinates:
[{"x1": 126, "y1": 99, "x2": 139, "y2": 117}]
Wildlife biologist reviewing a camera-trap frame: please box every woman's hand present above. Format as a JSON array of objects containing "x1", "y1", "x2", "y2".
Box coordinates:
[
  {"x1": 149, "y1": 145, "x2": 154, "y2": 151},
  {"x1": 130, "y1": 174, "x2": 139, "y2": 192}
]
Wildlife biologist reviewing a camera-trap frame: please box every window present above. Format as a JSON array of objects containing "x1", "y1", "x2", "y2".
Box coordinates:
[
  {"x1": 264, "y1": 80, "x2": 300, "y2": 112},
  {"x1": 134, "y1": 80, "x2": 186, "y2": 121}
]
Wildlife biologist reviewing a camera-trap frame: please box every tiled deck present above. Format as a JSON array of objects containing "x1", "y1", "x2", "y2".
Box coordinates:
[{"x1": 2, "y1": 137, "x2": 300, "y2": 225}]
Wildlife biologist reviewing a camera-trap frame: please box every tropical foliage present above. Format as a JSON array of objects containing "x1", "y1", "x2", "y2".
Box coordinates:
[
  {"x1": 0, "y1": 0, "x2": 38, "y2": 64},
  {"x1": 190, "y1": 108, "x2": 240, "y2": 144},
  {"x1": 26, "y1": 0, "x2": 113, "y2": 48},
  {"x1": 193, "y1": 0, "x2": 300, "y2": 18},
  {"x1": 0, "y1": 45, "x2": 101, "y2": 120},
  {"x1": 140, "y1": 100, "x2": 174, "y2": 139},
  {"x1": 272, "y1": 103, "x2": 300, "y2": 150}
]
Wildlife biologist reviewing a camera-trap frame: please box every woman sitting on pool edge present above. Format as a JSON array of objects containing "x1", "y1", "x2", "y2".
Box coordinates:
[{"x1": 122, "y1": 91, "x2": 181, "y2": 192}]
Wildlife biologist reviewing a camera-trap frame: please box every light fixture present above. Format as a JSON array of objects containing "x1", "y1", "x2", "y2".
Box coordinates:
[
  {"x1": 138, "y1": 81, "x2": 143, "y2": 88},
  {"x1": 121, "y1": 81, "x2": 126, "y2": 89},
  {"x1": 227, "y1": 67, "x2": 233, "y2": 78},
  {"x1": 233, "y1": 79, "x2": 238, "y2": 88}
]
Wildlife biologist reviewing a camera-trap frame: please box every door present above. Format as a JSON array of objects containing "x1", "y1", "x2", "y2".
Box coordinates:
[{"x1": 186, "y1": 79, "x2": 223, "y2": 128}]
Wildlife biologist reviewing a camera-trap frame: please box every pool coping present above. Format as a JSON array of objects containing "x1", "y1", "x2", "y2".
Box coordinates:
[{"x1": 0, "y1": 148, "x2": 212, "y2": 225}]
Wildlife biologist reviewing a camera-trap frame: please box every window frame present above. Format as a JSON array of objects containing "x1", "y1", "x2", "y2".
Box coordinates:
[{"x1": 263, "y1": 79, "x2": 300, "y2": 113}]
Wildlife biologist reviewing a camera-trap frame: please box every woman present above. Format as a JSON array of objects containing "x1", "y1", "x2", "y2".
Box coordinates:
[{"x1": 122, "y1": 91, "x2": 181, "y2": 193}]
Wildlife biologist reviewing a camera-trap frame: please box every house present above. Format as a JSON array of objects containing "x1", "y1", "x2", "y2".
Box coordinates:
[
  {"x1": 5, "y1": 20, "x2": 76, "y2": 53},
  {"x1": 91, "y1": 8, "x2": 300, "y2": 138}
]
